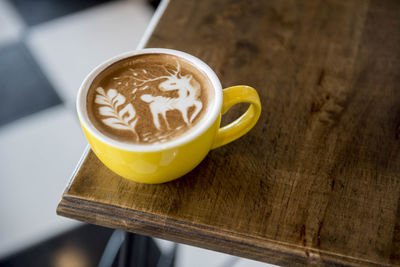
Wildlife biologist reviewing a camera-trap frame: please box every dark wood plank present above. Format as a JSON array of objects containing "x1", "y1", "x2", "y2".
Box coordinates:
[{"x1": 57, "y1": 0, "x2": 400, "y2": 266}]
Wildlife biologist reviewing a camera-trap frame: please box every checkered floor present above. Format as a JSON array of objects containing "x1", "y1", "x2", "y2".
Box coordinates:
[
  {"x1": 0, "y1": 0, "x2": 274, "y2": 266},
  {"x1": 0, "y1": 0, "x2": 153, "y2": 257}
]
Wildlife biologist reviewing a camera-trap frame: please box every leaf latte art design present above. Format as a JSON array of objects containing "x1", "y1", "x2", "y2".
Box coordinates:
[{"x1": 95, "y1": 87, "x2": 139, "y2": 140}]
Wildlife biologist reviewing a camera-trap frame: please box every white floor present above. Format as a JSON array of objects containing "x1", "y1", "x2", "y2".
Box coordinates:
[
  {"x1": 0, "y1": 0, "x2": 276, "y2": 265},
  {"x1": 0, "y1": 106, "x2": 86, "y2": 257}
]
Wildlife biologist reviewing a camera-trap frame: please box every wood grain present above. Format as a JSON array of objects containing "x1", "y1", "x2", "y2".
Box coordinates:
[{"x1": 57, "y1": 0, "x2": 400, "y2": 266}]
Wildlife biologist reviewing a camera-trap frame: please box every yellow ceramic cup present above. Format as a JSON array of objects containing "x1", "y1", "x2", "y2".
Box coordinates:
[{"x1": 77, "y1": 49, "x2": 261, "y2": 184}]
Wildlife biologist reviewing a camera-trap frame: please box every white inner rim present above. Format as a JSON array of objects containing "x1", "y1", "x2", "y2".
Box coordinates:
[{"x1": 77, "y1": 48, "x2": 222, "y2": 152}]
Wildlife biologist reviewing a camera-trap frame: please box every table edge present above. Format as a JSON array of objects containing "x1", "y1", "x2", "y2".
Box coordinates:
[{"x1": 56, "y1": 195, "x2": 392, "y2": 267}]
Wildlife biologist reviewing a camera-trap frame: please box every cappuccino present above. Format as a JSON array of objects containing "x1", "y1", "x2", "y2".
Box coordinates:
[{"x1": 86, "y1": 53, "x2": 214, "y2": 144}]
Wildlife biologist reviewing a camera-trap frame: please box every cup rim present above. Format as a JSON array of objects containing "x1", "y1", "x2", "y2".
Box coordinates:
[{"x1": 77, "y1": 48, "x2": 223, "y2": 152}]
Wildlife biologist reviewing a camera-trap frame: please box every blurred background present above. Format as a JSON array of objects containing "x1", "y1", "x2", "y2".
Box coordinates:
[{"x1": 0, "y1": 0, "x2": 272, "y2": 266}]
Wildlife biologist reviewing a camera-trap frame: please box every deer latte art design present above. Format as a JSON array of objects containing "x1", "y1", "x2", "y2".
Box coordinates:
[{"x1": 94, "y1": 61, "x2": 204, "y2": 143}]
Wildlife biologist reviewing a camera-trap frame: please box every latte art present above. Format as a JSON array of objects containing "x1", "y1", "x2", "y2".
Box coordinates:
[
  {"x1": 86, "y1": 54, "x2": 213, "y2": 144},
  {"x1": 95, "y1": 87, "x2": 139, "y2": 140},
  {"x1": 139, "y1": 61, "x2": 203, "y2": 130}
]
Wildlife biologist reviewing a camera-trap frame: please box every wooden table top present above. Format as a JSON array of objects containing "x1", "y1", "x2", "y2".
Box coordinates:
[{"x1": 57, "y1": 0, "x2": 400, "y2": 266}]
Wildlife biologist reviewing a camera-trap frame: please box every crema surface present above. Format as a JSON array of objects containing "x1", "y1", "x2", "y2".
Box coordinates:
[{"x1": 86, "y1": 54, "x2": 214, "y2": 144}]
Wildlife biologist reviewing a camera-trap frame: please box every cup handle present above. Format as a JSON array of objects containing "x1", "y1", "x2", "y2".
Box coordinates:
[{"x1": 211, "y1": 85, "x2": 261, "y2": 149}]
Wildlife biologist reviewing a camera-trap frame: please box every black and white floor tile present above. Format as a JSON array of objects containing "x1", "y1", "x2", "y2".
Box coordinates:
[{"x1": 0, "y1": 0, "x2": 274, "y2": 265}]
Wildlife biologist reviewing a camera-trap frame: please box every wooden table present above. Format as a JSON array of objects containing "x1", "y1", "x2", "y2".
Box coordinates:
[{"x1": 57, "y1": 0, "x2": 400, "y2": 266}]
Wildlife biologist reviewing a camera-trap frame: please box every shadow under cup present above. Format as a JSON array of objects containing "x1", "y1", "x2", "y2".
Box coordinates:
[{"x1": 77, "y1": 48, "x2": 261, "y2": 184}]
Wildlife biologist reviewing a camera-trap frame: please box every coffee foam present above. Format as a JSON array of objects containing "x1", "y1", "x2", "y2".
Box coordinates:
[{"x1": 86, "y1": 54, "x2": 214, "y2": 145}]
